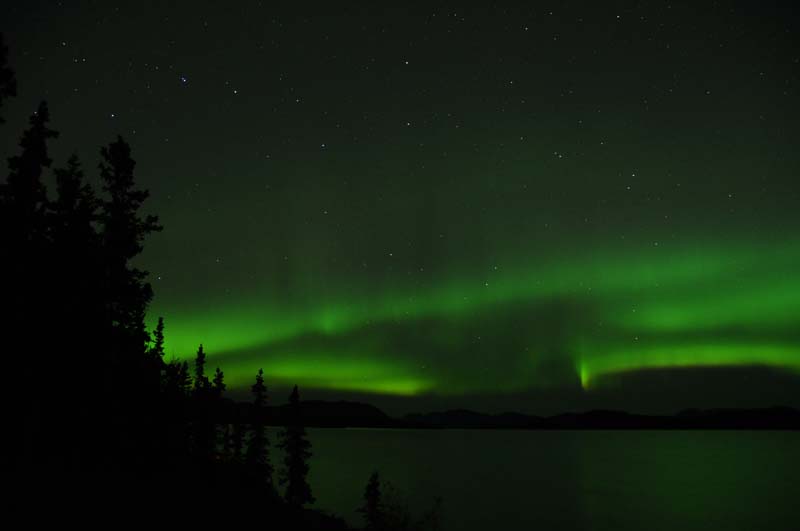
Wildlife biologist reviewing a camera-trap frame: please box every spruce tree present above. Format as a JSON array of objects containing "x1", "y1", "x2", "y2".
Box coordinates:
[
  {"x1": 98, "y1": 136, "x2": 162, "y2": 371},
  {"x1": 191, "y1": 344, "x2": 215, "y2": 458},
  {"x1": 50, "y1": 154, "x2": 103, "y2": 394},
  {"x1": 193, "y1": 344, "x2": 209, "y2": 395},
  {"x1": 150, "y1": 316, "x2": 166, "y2": 361},
  {"x1": 178, "y1": 360, "x2": 192, "y2": 395},
  {"x1": 208, "y1": 367, "x2": 225, "y2": 455},
  {"x1": 52, "y1": 154, "x2": 98, "y2": 237},
  {"x1": 145, "y1": 316, "x2": 166, "y2": 396},
  {"x1": 358, "y1": 471, "x2": 383, "y2": 530},
  {"x1": 279, "y1": 385, "x2": 314, "y2": 507},
  {"x1": 212, "y1": 367, "x2": 226, "y2": 397},
  {"x1": 3, "y1": 101, "x2": 59, "y2": 238},
  {"x1": 2, "y1": 101, "x2": 59, "y2": 466},
  {"x1": 163, "y1": 359, "x2": 186, "y2": 398},
  {"x1": 50, "y1": 154, "x2": 101, "y2": 300},
  {"x1": 245, "y1": 368, "x2": 273, "y2": 486}
]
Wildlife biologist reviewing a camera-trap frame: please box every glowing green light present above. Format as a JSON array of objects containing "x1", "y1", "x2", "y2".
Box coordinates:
[
  {"x1": 578, "y1": 342, "x2": 800, "y2": 388},
  {"x1": 150, "y1": 237, "x2": 800, "y2": 396},
  {"x1": 211, "y1": 353, "x2": 433, "y2": 396}
]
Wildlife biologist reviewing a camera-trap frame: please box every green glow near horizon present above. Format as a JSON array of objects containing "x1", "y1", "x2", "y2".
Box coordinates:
[
  {"x1": 221, "y1": 354, "x2": 435, "y2": 396},
  {"x1": 577, "y1": 343, "x2": 800, "y2": 390},
  {"x1": 150, "y1": 238, "x2": 800, "y2": 396}
]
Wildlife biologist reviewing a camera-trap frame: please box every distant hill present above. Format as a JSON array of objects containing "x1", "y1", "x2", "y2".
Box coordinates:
[
  {"x1": 272, "y1": 400, "x2": 393, "y2": 428},
  {"x1": 220, "y1": 399, "x2": 800, "y2": 429},
  {"x1": 219, "y1": 399, "x2": 393, "y2": 428},
  {"x1": 404, "y1": 409, "x2": 547, "y2": 429},
  {"x1": 403, "y1": 406, "x2": 800, "y2": 430}
]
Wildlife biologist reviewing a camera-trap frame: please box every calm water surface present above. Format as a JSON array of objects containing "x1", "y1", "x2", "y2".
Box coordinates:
[{"x1": 301, "y1": 429, "x2": 799, "y2": 531}]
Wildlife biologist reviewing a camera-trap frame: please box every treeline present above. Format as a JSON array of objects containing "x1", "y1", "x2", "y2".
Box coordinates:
[
  {"x1": 1, "y1": 40, "x2": 165, "y2": 497},
  {"x1": 0, "y1": 32, "x2": 328, "y2": 520},
  {"x1": 156, "y1": 332, "x2": 315, "y2": 509},
  {"x1": 0, "y1": 33, "x2": 441, "y2": 529}
]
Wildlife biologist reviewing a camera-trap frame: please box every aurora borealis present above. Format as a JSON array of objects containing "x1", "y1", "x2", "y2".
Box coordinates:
[
  {"x1": 3, "y1": 2, "x2": 800, "y2": 413},
  {"x1": 148, "y1": 237, "x2": 800, "y2": 398}
]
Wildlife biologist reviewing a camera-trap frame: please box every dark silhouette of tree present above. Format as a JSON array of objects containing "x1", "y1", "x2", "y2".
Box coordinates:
[
  {"x1": 98, "y1": 136, "x2": 162, "y2": 378},
  {"x1": 212, "y1": 367, "x2": 226, "y2": 397},
  {"x1": 0, "y1": 33, "x2": 17, "y2": 123},
  {"x1": 100, "y1": 135, "x2": 161, "y2": 258},
  {"x1": 178, "y1": 360, "x2": 192, "y2": 395},
  {"x1": 164, "y1": 358, "x2": 192, "y2": 396},
  {"x1": 50, "y1": 153, "x2": 101, "y2": 293},
  {"x1": 161, "y1": 356, "x2": 193, "y2": 460},
  {"x1": 208, "y1": 367, "x2": 226, "y2": 454},
  {"x1": 193, "y1": 343, "x2": 209, "y2": 395},
  {"x1": 49, "y1": 153, "x2": 103, "y2": 400},
  {"x1": 1, "y1": 102, "x2": 59, "y2": 332},
  {"x1": 190, "y1": 343, "x2": 215, "y2": 458},
  {"x1": 279, "y1": 385, "x2": 315, "y2": 507},
  {"x1": 51, "y1": 154, "x2": 98, "y2": 235},
  {"x1": 145, "y1": 316, "x2": 167, "y2": 395},
  {"x1": 245, "y1": 368, "x2": 273, "y2": 487},
  {"x1": 2, "y1": 101, "x2": 60, "y2": 472},
  {"x1": 3, "y1": 101, "x2": 59, "y2": 237},
  {"x1": 150, "y1": 316, "x2": 166, "y2": 361},
  {"x1": 359, "y1": 471, "x2": 383, "y2": 530},
  {"x1": 251, "y1": 369, "x2": 267, "y2": 409},
  {"x1": 164, "y1": 358, "x2": 191, "y2": 398}
]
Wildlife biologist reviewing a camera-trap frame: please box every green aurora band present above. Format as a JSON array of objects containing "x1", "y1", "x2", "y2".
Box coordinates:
[{"x1": 149, "y1": 237, "x2": 800, "y2": 396}]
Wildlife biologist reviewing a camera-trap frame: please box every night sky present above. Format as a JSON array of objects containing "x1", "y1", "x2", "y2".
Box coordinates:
[{"x1": 3, "y1": 2, "x2": 800, "y2": 414}]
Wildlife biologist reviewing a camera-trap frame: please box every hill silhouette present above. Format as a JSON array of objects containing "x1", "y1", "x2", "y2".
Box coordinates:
[
  {"x1": 403, "y1": 405, "x2": 800, "y2": 430},
  {"x1": 214, "y1": 399, "x2": 800, "y2": 430}
]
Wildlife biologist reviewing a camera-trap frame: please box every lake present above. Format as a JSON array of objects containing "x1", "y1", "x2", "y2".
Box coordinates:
[{"x1": 298, "y1": 429, "x2": 799, "y2": 531}]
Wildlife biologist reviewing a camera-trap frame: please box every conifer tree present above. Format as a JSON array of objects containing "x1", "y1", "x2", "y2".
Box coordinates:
[
  {"x1": 1, "y1": 99, "x2": 59, "y2": 477},
  {"x1": 212, "y1": 367, "x2": 226, "y2": 397},
  {"x1": 190, "y1": 344, "x2": 215, "y2": 458},
  {"x1": 3, "y1": 101, "x2": 58, "y2": 237},
  {"x1": 208, "y1": 367, "x2": 226, "y2": 454},
  {"x1": 178, "y1": 360, "x2": 192, "y2": 395},
  {"x1": 245, "y1": 368, "x2": 273, "y2": 486},
  {"x1": 98, "y1": 136, "x2": 162, "y2": 368},
  {"x1": 145, "y1": 316, "x2": 166, "y2": 394},
  {"x1": 163, "y1": 360, "x2": 183, "y2": 397},
  {"x1": 52, "y1": 154, "x2": 100, "y2": 281},
  {"x1": 359, "y1": 471, "x2": 383, "y2": 530},
  {"x1": 51, "y1": 155, "x2": 98, "y2": 236},
  {"x1": 50, "y1": 154, "x2": 102, "y2": 371},
  {"x1": 1, "y1": 101, "x2": 59, "y2": 423},
  {"x1": 193, "y1": 343, "x2": 209, "y2": 395},
  {"x1": 279, "y1": 385, "x2": 314, "y2": 507},
  {"x1": 150, "y1": 316, "x2": 166, "y2": 361},
  {"x1": 164, "y1": 359, "x2": 193, "y2": 400}
]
